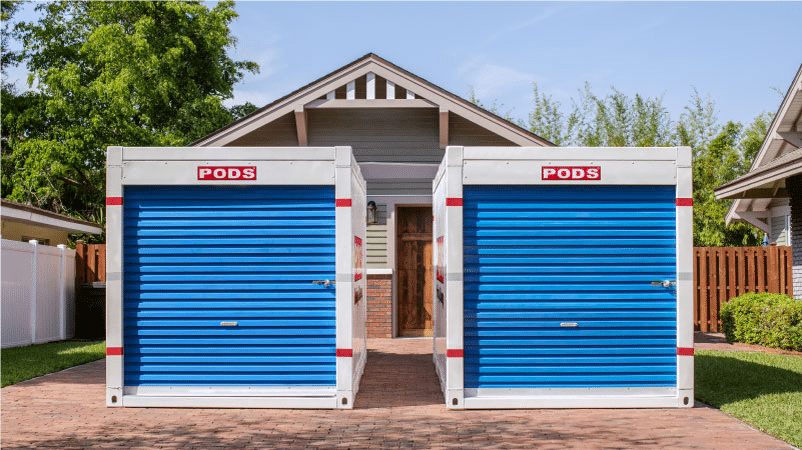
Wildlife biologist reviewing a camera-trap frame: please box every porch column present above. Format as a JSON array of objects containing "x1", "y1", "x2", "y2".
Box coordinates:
[{"x1": 787, "y1": 174, "x2": 802, "y2": 299}]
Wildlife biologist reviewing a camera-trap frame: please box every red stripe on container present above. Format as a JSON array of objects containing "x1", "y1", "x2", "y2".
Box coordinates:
[
  {"x1": 106, "y1": 197, "x2": 123, "y2": 206},
  {"x1": 446, "y1": 349, "x2": 464, "y2": 357},
  {"x1": 446, "y1": 198, "x2": 463, "y2": 206},
  {"x1": 335, "y1": 199, "x2": 352, "y2": 207},
  {"x1": 677, "y1": 347, "x2": 694, "y2": 356},
  {"x1": 675, "y1": 198, "x2": 693, "y2": 206},
  {"x1": 336, "y1": 349, "x2": 353, "y2": 357},
  {"x1": 106, "y1": 347, "x2": 123, "y2": 356}
]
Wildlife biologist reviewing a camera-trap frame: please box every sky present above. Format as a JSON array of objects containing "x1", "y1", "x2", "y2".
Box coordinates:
[{"x1": 6, "y1": 1, "x2": 802, "y2": 128}]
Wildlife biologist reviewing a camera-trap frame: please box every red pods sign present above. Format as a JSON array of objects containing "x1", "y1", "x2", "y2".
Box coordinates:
[
  {"x1": 198, "y1": 166, "x2": 257, "y2": 180},
  {"x1": 542, "y1": 166, "x2": 601, "y2": 181}
]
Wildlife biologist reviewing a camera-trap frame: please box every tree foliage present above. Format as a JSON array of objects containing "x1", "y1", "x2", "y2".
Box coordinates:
[
  {"x1": 1, "y1": 0, "x2": 22, "y2": 76},
  {"x1": 692, "y1": 120, "x2": 764, "y2": 246},
  {"x1": 473, "y1": 83, "x2": 771, "y2": 246},
  {"x1": 1, "y1": 1, "x2": 258, "y2": 222},
  {"x1": 526, "y1": 83, "x2": 570, "y2": 145},
  {"x1": 526, "y1": 82, "x2": 674, "y2": 147}
]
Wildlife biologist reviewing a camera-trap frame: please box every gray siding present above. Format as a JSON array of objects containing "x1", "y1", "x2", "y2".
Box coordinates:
[
  {"x1": 366, "y1": 179, "x2": 432, "y2": 197},
  {"x1": 367, "y1": 204, "x2": 388, "y2": 268},
  {"x1": 226, "y1": 112, "x2": 298, "y2": 146},
  {"x1": 308, "y1": 109, "x2": 441, "y2": 163},
  {"x1": 449, "y1": 112, "x2": 517, "y2": 146},
  {"x1": 771, "y1": 214, "x2": 790, "y2": 246}
]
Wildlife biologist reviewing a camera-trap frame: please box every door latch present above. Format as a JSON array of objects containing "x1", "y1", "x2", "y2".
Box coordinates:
[
  {"x1": 313, "y1": 279, "x2": 335, "y2": 287},
  {"x1": 651, "y1": 280, "x2": 677, "y2": 287}
]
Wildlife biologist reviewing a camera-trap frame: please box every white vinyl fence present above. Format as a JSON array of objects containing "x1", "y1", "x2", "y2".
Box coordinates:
[{"x1": 2, "y1": 239, "x2": 76, "y2": 348}]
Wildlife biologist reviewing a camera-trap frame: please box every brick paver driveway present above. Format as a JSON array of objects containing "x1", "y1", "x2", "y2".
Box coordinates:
[{"x1": 1, "y1": 338, "x2": 794, "y2": 449}]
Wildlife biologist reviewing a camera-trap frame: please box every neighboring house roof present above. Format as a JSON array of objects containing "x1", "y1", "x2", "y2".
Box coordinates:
[
  {"x1": 192, "y1": 53, "x2": 553, "y2": 148},
  {"x1": 0, "y1": 199, "x2": 103, "y2": 235},
  {"x1": 715, "y1": 64, "x2": 802, "y2": 231}
]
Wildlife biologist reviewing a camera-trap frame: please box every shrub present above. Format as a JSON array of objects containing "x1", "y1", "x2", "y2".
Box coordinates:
[{"x1": 720, "y1": 292, "x2": 802, "y2": 351}]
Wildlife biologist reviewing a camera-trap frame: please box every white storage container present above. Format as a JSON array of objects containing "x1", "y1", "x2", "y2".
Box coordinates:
[
  {"x1": 433, "y1": 146, "x2": 693, "y2": 409},
  {"x1": 106, "y1": 146, "x2": 366, "y2": 408}
]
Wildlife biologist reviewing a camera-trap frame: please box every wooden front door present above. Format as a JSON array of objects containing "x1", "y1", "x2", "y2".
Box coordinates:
[{"x1": 396, "y1": 206, "x2": 433, "y2": 337}]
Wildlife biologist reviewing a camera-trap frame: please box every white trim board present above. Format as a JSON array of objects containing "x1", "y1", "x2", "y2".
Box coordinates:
[{"x1": 1, "y1": 205, "x2": 102, "y2": 235}]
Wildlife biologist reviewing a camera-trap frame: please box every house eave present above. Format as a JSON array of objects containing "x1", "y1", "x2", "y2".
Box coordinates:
[
  {"x1": 1, "y1": 200, "x2": 103, "y2": 235},
  {"x1": 715, "y1": 160, "x2": 801, "y2": 200}
]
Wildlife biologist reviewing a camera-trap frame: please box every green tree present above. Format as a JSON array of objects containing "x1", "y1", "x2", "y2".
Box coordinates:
[
  {"x1": 521, "y1": 83, "x2": 672, "y2": 147},
  {"x1": 567, "y1": 84, "x2": 672, "y2": 147},
  {"x1": 228, "y1": 101, "x2": 259, "y2": 122},
  {"x1": 526, "y1": 83, "x2": 570, "y2": 145},
  {"x1": 2, "y1": 1, "x2": 258, "y2": 219},
  {"x1": 1, "y1": 0, "x2": 42, "y2": 201},
  {"x1": 692, "y1": 122, "x2": 758, "y2": 246},
  {"x1": 1, "y1": 0, "x2": 22, "y2": 75},
  {"x1": 690, "y1": 112, "x2": 771, "y2": 246},
  {"x1": 676, "y1": 89, "x2": 720, "y2": 156}
]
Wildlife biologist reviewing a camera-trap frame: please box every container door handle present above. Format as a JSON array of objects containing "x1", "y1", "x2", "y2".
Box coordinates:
[
  {"x1": 651, "y1": 280, "x2": 676, "y2": 287},
  {"x1": 313, "y1": 280, "x2": 335, "y2": 287}
]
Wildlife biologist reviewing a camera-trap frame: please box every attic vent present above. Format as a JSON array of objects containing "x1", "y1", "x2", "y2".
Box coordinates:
[{"x1": 321, "y1": 72, "x2": 420, "y2": 101}]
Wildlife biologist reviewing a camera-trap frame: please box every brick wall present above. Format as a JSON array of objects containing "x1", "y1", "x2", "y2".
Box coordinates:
[
  {"x1": 367, "y1": 274, "x2": 393, "y2": 337},
  {"x1": 787, "y1": 174, "x2": 802, "y2": 299}
]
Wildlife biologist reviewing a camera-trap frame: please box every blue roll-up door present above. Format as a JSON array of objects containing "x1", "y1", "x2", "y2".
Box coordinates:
[
  {"x1": 463, "y1": 185, "x2": 677, "y2": 389},
  {"x1": 123, "y1": 186, "x2": 336, "y2": 387}
]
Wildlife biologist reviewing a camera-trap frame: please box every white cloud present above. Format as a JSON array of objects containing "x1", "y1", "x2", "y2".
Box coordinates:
[
  {"x1": 637, "y1": 16, "x2": 667, "y2": 34},
  {"x1": 226, "y1": 44, "x2": 287, "y2": 107},
  {"x1": 469, "y1": 64, "x2": 536, "y2": 100},
  {"x1": 245, "y1": 47, "x2": 283, "y2": 82},
  {"x1": 457, "y1": 55, "x2": 484, "y2": 78},
  {"x1": 483, "y1": 8, "x2": 562, "y2": 47}
]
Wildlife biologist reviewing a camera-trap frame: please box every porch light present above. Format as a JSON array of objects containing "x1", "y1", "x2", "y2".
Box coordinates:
[{"x1": 367, "y1": 201, "x2": 377, "y2": 224}]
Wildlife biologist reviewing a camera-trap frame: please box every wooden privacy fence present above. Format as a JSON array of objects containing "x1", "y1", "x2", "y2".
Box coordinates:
[
  {"x1": 75, "y1": 243, "x2": 106, "y2": 286},
  {"x1": 694, "y1": 246, "x2": 793, "y2": 332}
]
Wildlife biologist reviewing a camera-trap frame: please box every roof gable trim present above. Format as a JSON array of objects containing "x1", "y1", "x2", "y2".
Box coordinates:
[{"x1": 194, "y1": 54, "x2": 551, "y2": 148}]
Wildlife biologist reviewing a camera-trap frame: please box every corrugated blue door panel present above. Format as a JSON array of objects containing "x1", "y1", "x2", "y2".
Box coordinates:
[
  {"x1": 123, "y1": 186, "x2": 336, "y2": 387},
  {"x1": 463, "y1": 185, "x2": 677, "y2": 389}
]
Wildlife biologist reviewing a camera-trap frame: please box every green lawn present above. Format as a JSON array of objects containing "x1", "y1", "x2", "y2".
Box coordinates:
[
  {"x1": 695, "y1": 350, "x2": 802, "y2": 448},
  {"x1": 1, "y1": 340, "x2": 105, "y2": 387}
]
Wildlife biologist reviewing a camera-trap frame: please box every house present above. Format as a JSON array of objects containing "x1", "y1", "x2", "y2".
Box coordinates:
[
  {"x1": 715, "y1": 64, "x2": 802, "y2": 296},
  {"x1": 192, "y1": 53, "x2": 553, "y2": 337},
  {"x1": 1, "y1": 199, "x2": 103, "y2": 245}
]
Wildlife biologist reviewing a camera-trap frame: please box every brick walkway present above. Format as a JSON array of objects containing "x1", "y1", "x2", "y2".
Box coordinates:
[{"x1": 1, "y1": 338, "x2": 795, "y2": 449}]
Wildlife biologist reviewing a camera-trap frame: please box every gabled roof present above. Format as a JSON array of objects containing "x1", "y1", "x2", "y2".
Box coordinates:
[
  {"x1": 1, "y1": 199, "x2": 103, "y2": 235},
  {"x1": 715, "y1": 64, "x2": 802, "y2": 231},
  {"x1": 192, "y1": 53, "x2": 553, "y2": 148}
]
